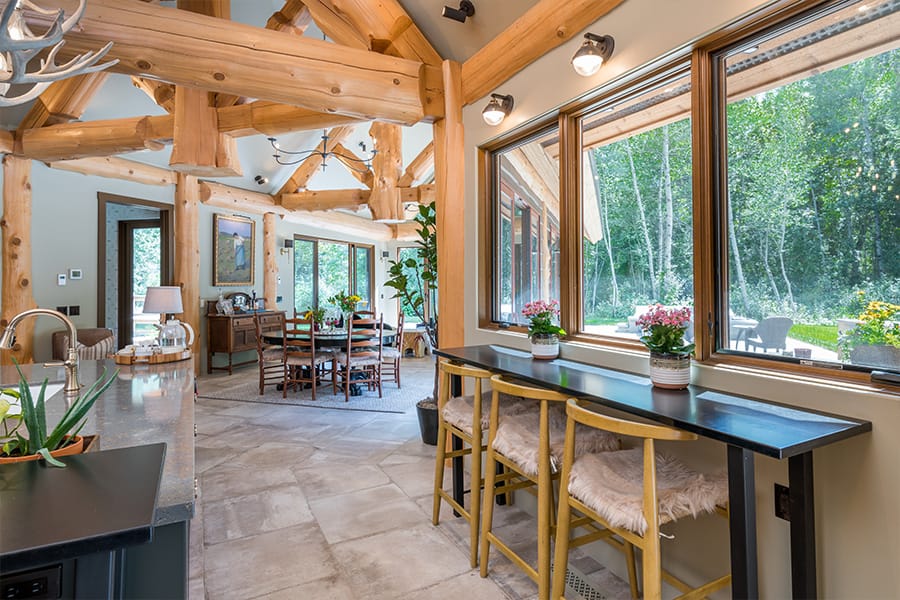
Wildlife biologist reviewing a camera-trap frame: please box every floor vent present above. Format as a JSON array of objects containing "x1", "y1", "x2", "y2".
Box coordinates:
[{"x1": 559, "y1": 565, "x2": 608, "y2": 600}]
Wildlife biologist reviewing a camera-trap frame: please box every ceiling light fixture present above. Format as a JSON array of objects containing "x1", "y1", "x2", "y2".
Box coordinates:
[
  {"x1": 268, "y1": 130, "x2": 376, "y2": 173},
  {"x1": 482, "y1": 93, "x2": 514, "y2": 126},
  {"x1": 571, "y1": 33, "x2": 615, "y2": 77},
  {"x1": 442, "y1": 0, "x2": 475, "y2": 23},
  {"x1": 0, "y1": 0, "x2": 117, "y2": 107},
  {"x1": 254, "y1": 175, "x2": 268, "y2": 185}
]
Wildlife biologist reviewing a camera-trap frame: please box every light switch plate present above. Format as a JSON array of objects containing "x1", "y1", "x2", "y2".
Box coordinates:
[{"x1": 57, "y1": 273, "x2": 67, "y2": 286}]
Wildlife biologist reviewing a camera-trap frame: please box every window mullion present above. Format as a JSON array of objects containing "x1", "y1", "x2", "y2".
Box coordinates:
[{"x1": 558, "y1": 113, "x2": 582, "y2": 336}]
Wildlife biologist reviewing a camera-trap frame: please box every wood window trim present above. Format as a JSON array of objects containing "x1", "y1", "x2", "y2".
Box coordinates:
[
  {"x1": 292, "y1": 235, "x2": 376, "y2": 310},
  {"x1": 477, "y1": 0, "x2": 898, "y2": 390}
]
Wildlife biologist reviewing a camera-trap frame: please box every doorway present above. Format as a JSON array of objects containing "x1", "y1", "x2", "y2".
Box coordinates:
[{"x1": 98, "y1": 193, "x2": 173, "y2": 349}]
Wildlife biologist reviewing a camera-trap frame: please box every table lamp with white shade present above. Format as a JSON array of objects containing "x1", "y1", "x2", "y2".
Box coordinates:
[{"x1": 143, "y1": 286, "x2": 195, "y2": 352}]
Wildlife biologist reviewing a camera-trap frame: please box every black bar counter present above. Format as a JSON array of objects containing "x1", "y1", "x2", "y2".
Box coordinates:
[{"x1": 434, "y1": 344, "x2": 872, "y2": 599}]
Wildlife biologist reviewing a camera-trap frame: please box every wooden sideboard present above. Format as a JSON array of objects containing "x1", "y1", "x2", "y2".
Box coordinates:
[{"x1": 206, "y1": 307, "x2": 284, "y2": 374}]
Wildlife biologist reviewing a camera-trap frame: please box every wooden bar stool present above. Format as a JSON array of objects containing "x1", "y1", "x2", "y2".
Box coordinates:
[
  {"x1": 551, "y1": 398, "x2": 730, "y2": 600},
  {"x1": 480, "y1": 375, "x2": 619, "y2": 599},
  {"x1": 431, "y1": 360, "x2": 495, "y2": 568}
]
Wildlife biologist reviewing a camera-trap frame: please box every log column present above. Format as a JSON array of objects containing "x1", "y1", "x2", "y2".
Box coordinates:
[
  {"x1": 368, "y1": 122, "x2": 403, "y2": 222},
  {"x1": 262, "y1": 212, "x2": 278, "y2": 310},
  {"x1": 1, "y1": 156, "x2": 38, "y2": 364},
  {"x1": 433, "y1": 60, "x2": 465, "y2": 348},
  {"x1": 174, "y1": 173, "x2": 200, "y2": 374}
]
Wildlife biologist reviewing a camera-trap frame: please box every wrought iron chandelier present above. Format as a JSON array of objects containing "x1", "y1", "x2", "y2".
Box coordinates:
[
  {"x1": 268, "y1": 130, "x2": 377, "y2": 173},
  {"x1": 0, "y1": 0, "x2": 117, "y2": 107}
]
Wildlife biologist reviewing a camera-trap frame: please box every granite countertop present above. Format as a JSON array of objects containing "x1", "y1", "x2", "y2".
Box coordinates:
[{"x1": 0, "y1": 359, "x2": 195, "y2": 526}]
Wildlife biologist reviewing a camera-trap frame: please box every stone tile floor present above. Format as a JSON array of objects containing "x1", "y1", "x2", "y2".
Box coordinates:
[{"x1": 192, "y1": 360, "x2": 628, "y2": 599}]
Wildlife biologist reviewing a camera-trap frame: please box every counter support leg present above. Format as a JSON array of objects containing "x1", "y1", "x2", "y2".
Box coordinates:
[
  {"x1": 727, "y1": 445, "x2": 758, "y2": 600},
  {"x1": 789, "y1": 452, "x2": 817, "y2": 599}
]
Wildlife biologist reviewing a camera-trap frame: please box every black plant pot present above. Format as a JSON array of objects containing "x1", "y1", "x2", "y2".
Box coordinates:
[{"x1": 416, "y1": 398, "x2": 438, "y2": 446}]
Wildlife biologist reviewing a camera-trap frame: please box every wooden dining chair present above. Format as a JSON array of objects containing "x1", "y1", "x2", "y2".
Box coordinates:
[
  {"x1": 480, "y1": 375, "x2": 620, "y2": 599},
  {"x1": 381, "y1": 312, "x2": 404, "y2": 387},
  {"x1": 254, "y1": 314, "x2": 284, "y2": 395},
  {"x1": 551, "y1": 398, "x2": 730, "y2": 600},
  {"x1": 282, "y1": 317, "x2": 335, "y2": 400},
  {"x1": 333, "y1": 314, "x2": 383, "y2": 401}
]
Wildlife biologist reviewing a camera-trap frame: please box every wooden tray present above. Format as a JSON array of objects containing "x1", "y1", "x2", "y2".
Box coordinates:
[{"x1": 113, "y1": 349, "x2": 192, "y2": 365}]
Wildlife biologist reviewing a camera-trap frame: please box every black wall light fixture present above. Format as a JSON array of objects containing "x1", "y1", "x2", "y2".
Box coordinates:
[
  {"x1": 571, "y1": 33, "x2": 615, "y2": 77},
  {"x1": 482, "y1": 93, "x2": 514, "y2": 126},
  {"x1": 443, "y1": 0, "x2": 475, "y2": 23}
]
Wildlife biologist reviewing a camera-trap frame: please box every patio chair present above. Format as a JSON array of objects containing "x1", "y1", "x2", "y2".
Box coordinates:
[{"x1": 745, "y1": 316, "x2": 793, "y2": 353}]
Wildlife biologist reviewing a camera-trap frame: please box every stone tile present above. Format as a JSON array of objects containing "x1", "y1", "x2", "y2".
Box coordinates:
[
  {"x1": 200, "y1": 464, "x2": 297, "y2": 503},
  {"x1": 195, "y1": 413, "x2": 245, "y2": 437},
  {"x1": 189, "y1": 500, "x2": 204, "y2": 580},
  {"x1": 381, "y1": 456, "x2": 436, "y2": 498},
  {"x1": 398, "y1": 571, "x2": 510, "y2": 600},
  {"x1": 293, "y1": 462, "x2": 390, "y2": 500},
  {"x1": 204, "y1": 523, "x2": 337, "y2": 600},
  {"x1": 203, "y1": 485, "x2": 314, "y2": 545},
  {"x1": 308, "y1": 483, "x2": 424, "y2": 544},
  {"x1": 195, "y1": 444, "x2": 241, "y2": 474},
  {"x1": 214, "y1": 401, "x2": 282, "y2": 420},
  {"x1": 227, "y1": 441, "x2": 317, "y2": 469},
  {"x1": 381, "y1": 437, "x2": 438, "y2": 464},
  {"x1": 188, "y1": 576, "x2": 205, "y2": 600},
  {"x1": 331, "y1": 523, "x2": 472, "y2": 599},
  {"x1": 249, "y1": 575, "x2": 356, "y2": 600}
]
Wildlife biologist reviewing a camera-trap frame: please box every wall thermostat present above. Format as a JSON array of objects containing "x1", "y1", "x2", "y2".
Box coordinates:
[
  {"x1": 69, "y1": 268, "x2": 83, "y2": 280},
  {"x1": 57, "y1": 273, "x2": 67, "y2": 286}
]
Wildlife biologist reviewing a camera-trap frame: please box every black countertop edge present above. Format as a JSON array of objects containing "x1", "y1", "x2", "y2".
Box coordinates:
[{"x1": 0, "y1": 527, "x2": 152, "y2": 575}]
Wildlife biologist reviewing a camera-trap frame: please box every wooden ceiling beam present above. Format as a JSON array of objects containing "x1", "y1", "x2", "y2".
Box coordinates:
[
  {"x1": 276, "y1": 125, "x2": 356, "y2": 196},
  {"x1": 368, "y1": 121, "x2": 403, "y2": 222},
  {"x1": 267, "y1": 0, "x2": 313, "y2": 35},
  {"x1": 17, "y1": 73, "x2": 110, "y2": 133},
  {"x1": 461, "y1": 0, "x2": 625, "y2": 105},
  {"x1": 0, "y1": 130, "x2": 14, "y2": 155},
  {"x1": 280, "y1": 189, "x2": 371, "y2": 211},
  {"x1": 398, "y1": 141, "x2": 434, "y2": 187},
  {"x1": 219, "y1": 101, "x2": 362, "y2": 137},
  {"x1": 131, "y1": 77, "x2": 176, "y2": 113},
  {"x1": 49, "y1": 156, "x2": 177, "y2": 186},
  {"x1": 29, "y1": 0, "x2": 440, "y2": 125},
  {"x1": 20, "y1": 115, "x2": 174, "y2": 161},
  {"x1": 302, "y1": 0, "x2": 441, "y2": 66},
  {"x1": 330, "y1": 143, "x2": 374, "y2": 189}
]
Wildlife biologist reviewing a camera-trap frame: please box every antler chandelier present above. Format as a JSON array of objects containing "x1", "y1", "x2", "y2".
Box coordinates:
[
  {"x1": 0, "y1": 0, "x2": 117, "y2": 107},
  {"x1": 268, "y1": 130, "x2": 377, "y2": 173}
]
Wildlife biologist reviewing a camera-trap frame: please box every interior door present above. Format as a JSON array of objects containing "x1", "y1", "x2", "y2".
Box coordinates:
[{"x1": 118, "y1": 220, "x2": 168, "y2": 347}]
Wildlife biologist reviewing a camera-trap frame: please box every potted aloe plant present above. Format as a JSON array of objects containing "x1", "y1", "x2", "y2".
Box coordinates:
[{"x1": 0, "y1": 364, "x2": 118, "y2": 467}]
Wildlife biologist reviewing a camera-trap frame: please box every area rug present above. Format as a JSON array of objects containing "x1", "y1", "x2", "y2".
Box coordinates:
[{"x1": 198, "y1": 357, "x2": 436, "y2": 414}]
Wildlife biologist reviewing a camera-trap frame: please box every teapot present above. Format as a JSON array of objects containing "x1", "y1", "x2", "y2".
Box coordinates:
[{"x1": 154, "y1": 318, "x2": 195, "y2": 351}]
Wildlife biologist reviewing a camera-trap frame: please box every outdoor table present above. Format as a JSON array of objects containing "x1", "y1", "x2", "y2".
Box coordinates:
[{"x1": 434, "y1": 344, "x2": 871, "y2": 600}]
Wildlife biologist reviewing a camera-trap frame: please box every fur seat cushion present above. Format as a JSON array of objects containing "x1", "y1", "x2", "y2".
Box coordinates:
[
  {"x1": 492, "y1": 403, "x2": 620, "y2": 476},
  {"x1": 567, "y1": 448, "x2": 728, "y2": 535},
  {"x1": 440, "y1": 391, "x2": 532, "y2": 436}
]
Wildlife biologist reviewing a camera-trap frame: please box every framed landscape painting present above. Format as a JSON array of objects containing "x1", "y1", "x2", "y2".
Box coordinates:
[{"x1": 213, "y1": 214, "x2": 254, "y2": 286}]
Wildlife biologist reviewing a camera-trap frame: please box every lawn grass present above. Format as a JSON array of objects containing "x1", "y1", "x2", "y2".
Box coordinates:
[{"x1": 789, "y1": 323, "x2": 839, "y2": 352}]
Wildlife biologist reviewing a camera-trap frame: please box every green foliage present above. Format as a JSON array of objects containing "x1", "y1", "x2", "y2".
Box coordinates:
[
  {"x1": 1, "y1": 363, "x2": 118, "y2": 466},
  {"x1": 302, "y1": 306, "x2": 326, "y2": 324},
  {"x1": 843, "y1": 299, "x2": 900, "y2": 355},
  {"x1": 788, "y1": 324, "x2": 839, "y2": 352},
  {"x1": 384, "y1": 202, "x2": 437, "y2": 346}
]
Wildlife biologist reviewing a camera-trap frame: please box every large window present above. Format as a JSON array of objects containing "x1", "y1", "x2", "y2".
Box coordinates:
[
  {"x1": 717, "y1": 0, "x2": 899, "y2": 371},
  {"x1": 293, "y1": 237, "x2": 374, "y2": 313},
  {"x1": 580, "y1": 69, "x2": 693, "y2": 340},
  {"x1": 483, "y1": 0, "x2": 898, "y2": 379},
  {"x1": 491, "y1": 127, "x2": 561, "y2": 326}
]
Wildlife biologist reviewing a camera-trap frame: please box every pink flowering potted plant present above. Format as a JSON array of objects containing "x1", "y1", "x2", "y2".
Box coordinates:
[
  {"x1": 522, "y1": 300, "x2": 566, "y2": 359},
  {"x1": 636, "y1": 304, "x2": 695, "y2": 389}
]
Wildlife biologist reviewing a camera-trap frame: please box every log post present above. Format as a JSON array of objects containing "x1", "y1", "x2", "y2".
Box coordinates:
[
  {"x1": 263, "y1": 212, "x2": 279, "y2": 310},
  {"x1": 433, "y1": 61, "x2": 465, "y2": 348},
  {"x1": 174, "y1": 173, "x2": 201, "y2": 374},
  {"x1": 1, "y1": 156, "x2": 38, "y2": 364},
  {"x1": 368, "y1": 122, "x2": 403, "y2": 222}
]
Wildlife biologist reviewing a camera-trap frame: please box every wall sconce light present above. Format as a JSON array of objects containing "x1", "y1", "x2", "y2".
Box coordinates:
[
  {"x1": 442, "y1": 0, "x2": 475, "y2": 23},
  {"x1": 482, "y1": 93, "x2": 514, "y2": 126},
  {"x1": 571, "y1": 33, "x2": 615, "y2": 77},
  {"x1": 254, "y1": 175, "x2": 268, "y2": 185},
  {"x1": 280, "y1": 239, "x2": 294, "y2": 256}
]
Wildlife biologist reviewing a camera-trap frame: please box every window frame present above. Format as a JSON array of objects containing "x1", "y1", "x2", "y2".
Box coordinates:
[
  {"x1": 292, "y1": 235, "x2": 375, "y2": 312},
  {"x1": 478, "y1": 0, "x2": 895, "y2": 387}
]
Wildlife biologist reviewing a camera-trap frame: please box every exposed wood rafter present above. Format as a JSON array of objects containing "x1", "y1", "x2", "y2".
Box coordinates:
[
  {"x1": 49, "y1": 156, "x2": 176, "y2": 186},
  {"x1": 17, "y1": 73, "x2": 110, "y2": 133},
  {"x1": 398, "y1": 141, "x2": 434, "y2": 187}
]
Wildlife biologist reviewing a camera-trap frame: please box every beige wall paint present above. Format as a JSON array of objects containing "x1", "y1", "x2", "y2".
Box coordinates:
[{"x1": 460, "y1": 0, "x2": 899, "y2": 597}]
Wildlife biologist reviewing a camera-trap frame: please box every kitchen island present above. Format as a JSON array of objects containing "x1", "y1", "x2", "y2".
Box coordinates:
[{"x1": 0, "y1": 358, "x2": 195, "y2": 599}]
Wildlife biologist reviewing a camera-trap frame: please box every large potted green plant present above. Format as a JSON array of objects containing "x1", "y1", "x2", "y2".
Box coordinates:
[
  {"x1": 384, "y1": 202, "x2": 439, "y2": 444},
  {"x1": 0, "y1": 364, "x2": 118, "y2": 467}
]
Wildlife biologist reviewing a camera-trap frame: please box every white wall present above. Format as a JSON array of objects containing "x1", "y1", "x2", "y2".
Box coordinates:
[{"x1": 460, "y1": 0, "x2": 899, "y2": 597}]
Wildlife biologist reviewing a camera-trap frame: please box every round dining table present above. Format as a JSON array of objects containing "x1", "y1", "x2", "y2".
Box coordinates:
[{"x1": 262, "y1": 328, "x2": 396, "y2": 349}]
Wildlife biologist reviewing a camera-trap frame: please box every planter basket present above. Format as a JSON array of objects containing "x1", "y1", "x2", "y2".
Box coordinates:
[{"x1": 649, "y1": 352, "x2": 691, "y2": 389}]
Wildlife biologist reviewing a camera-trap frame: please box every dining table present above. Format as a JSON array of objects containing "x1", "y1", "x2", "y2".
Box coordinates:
[
  {"x1": 434, "y1": 344, "x2": 871, "y2": 600},
  {"x1": 261, "y1": 327, "x2": 396, "y2": 348}
]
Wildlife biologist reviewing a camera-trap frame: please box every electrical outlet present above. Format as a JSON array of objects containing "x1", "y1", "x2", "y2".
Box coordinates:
[
  {"x1": 56, "y1": 306, "x2": 68, "y2": 315},
  {"x1": 774, "y1": 483, "x2": 790, "y2": 521},
  {"x1": 68, "y1": 305, "x2": 80, "y2": 316}
]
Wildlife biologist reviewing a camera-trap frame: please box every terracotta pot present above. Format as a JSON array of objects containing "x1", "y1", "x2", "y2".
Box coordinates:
[
  {"x1": 0, "y1": 435, "x2": 85, "y2": 464},
  {"x1": 649, "y1": 352, "x2": 691, "y2": 389},
  {"x1": 530, "y1": 333, "x2": 560, "y2": 360}
]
